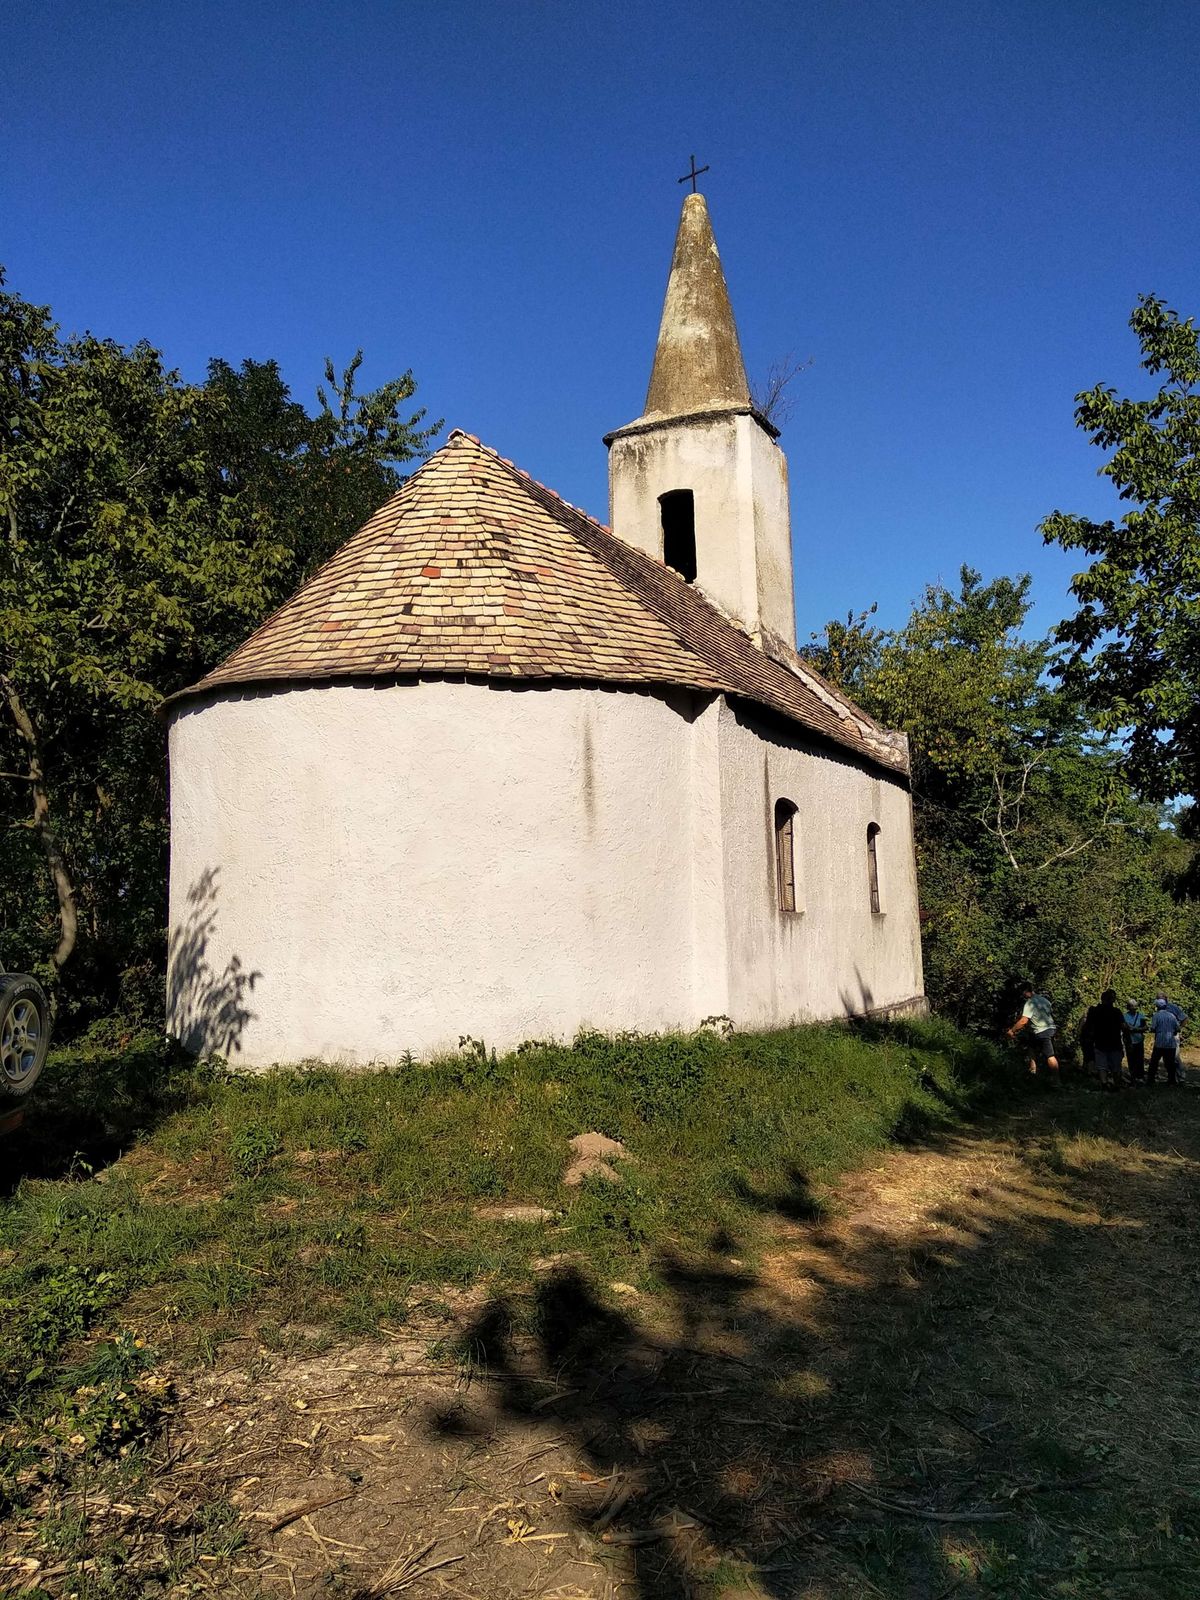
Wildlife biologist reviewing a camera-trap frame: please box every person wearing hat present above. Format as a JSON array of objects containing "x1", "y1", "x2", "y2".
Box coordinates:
[
  {"x1": 1122, "y1": 999, "x2": 1148, "y2": 1085},
  {"x1": 1148, "y1": 996, "x2": 1185, "y2": 1086}
]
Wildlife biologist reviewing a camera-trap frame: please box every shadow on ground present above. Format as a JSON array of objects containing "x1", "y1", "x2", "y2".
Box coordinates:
[
  {"x1": 5, "y1": 1027, "x2": 1198, "y2": 1597},
  {"x1": 1, "y1": 1035, "x2": 206, "y2": 1192},
  {"x1": 426, "y1": 1087, "x2": 1200, "y2": 1598},
  {"x1": 5, "y1": 868, "x2": 254, "y2": 1191}
]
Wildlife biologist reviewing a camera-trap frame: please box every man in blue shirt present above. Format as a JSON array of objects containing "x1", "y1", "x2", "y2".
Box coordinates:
[{"x1": 1148, "y1": 998, "x2": 1185, "y2": 1086}]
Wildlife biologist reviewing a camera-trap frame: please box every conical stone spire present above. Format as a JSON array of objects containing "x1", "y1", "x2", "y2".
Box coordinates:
[
  {"x1": 642, "y1": 192, "x2": 751, "y2": 422},
  {"x1": 606, "y1": 188, "x2": 795, "y2": 650}
]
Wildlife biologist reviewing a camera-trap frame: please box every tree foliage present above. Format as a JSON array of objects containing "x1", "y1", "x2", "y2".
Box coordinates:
[
  {"x1": 0, "y1": 268, "x2": 438, "y2": 1023},
  {"x1": 1042, "y1": 295, "x2": 1200, "y2": 801},
  {"x1": 807, "y1": 568, "x2": 1199, "y2": 1034},
  {"x1": 4, "y1": 263, "x2": 1196, "y2": 1049}
]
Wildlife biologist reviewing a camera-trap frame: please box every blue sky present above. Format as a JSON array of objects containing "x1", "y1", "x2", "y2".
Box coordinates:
[{"x1": 3, "y1": 0, "x2": 1197, "y2": 639}]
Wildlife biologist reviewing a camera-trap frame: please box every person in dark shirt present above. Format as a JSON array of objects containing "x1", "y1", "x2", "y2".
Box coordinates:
[{"x1": 1081, "y1": 989, "x2": 1125, "y2": 1090}]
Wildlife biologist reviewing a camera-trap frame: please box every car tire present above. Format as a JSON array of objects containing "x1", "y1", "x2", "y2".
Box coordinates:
[{"x1": 0, "y1": 975, "x2": 51, "y2": 1099}]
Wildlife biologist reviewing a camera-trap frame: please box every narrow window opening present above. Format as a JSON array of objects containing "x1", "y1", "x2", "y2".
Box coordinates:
[
  {"x1": 867, "y1": 822, "x2": 882, "y2": 914},
  {"x1": 659, "y1": 490, "x2": 697, "y2": 582},
  {"x1": 775, "y1": 799, "x2": 798, "y2": 914}
]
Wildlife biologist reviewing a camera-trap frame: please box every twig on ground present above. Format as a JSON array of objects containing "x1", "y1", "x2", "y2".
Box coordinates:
[
  {"x1": 509, "y1": 1437, "x2": 567, "y2": 1474},
  {"x1": 592, "y1": 1484, "x2": 635, "y2": 1532},
  {"x1": 664, "y1": 1345, "x2": 756, "y2": 1370},
  {"x1": 432, "y1": 1577, "x2": 488, "y2": 1600},
  {"x1": 367, "y1": 1540, "x2": 465, "y2": 1595},
  {"x1": 1034, "y1": 1562, "x2": 1192, "y2": 1577},
  {"x1": 1013, "y1": 1473, "x2": 1106, "y2": 1496},
  {"x1": 267, "y1": 1488, "x2": 356, "y2": 1534},
  {"x1": 601, "y1": 1517, "x2": 698, "y2": 1546},
  {"x1": 847, "y1": 1483, "x2": 1011, "y2": 1523},
  {"x1": 532, "y1": 1388, "x2": 578, "y2": 1410},
  {"x1": 297, "y1": 1513, "x2": 327, "y2": 1547},
  {"x1": 723, "y1": 1414, "x2": 807, "y2": 1432},
  {"x1": 926, "y1": 1399, "x2": 994, "y2": 1442}
]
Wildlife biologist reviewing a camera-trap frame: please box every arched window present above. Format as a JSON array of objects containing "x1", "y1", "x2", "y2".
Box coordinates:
[
  {"x1": 659, "y1": 490, "x2": 697, "y2": 582},
  {"x1": 867, "y1": 822, "x2": 882, "y2": 914},
  {"x1": 775, "y1": 799, "x2": 798, "y2": 914}
]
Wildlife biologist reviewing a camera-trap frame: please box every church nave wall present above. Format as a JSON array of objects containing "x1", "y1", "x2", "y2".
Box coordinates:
[{"x1": 716, "y1": 699, "x2": 925, "y2": 1030}]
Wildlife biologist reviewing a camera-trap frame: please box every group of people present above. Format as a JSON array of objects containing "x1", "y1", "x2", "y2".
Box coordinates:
[{"x1": 1007, "y1": 982, "x2": 1188, "y2": 1090}]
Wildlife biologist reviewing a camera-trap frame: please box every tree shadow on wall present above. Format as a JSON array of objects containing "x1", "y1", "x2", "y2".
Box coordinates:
[
  {"x1": 418, "y1": 1097, "x2": 1200, "y2": 1598},
  {"x1": 167, "y1": 866, "x2": 260, "y2": 1061}
]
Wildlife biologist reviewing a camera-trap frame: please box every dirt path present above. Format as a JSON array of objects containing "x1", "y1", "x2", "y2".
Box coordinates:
[{"x1": 7, "y1": 1083, "x2": 1200, "y2": 1599}]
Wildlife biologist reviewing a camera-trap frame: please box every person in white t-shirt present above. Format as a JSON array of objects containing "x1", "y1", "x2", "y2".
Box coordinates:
[{"x1": 1007, "y1": 982, "x2": 1061, "y2": 1084}]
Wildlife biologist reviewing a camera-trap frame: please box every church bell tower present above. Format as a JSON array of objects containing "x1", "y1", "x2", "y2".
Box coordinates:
[{"x1": 604, "y1": 190, "x2": 797, "y2": 651}]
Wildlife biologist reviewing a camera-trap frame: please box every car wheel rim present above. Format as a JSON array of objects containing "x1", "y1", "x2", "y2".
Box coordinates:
[{"x1": 1, "y1": 999, "x2": 41, "y2": 1084}]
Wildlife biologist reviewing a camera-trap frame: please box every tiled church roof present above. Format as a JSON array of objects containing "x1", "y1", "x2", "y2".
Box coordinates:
[{"x1": 168, "y1": 431, "x2": 909, "y2": 777}]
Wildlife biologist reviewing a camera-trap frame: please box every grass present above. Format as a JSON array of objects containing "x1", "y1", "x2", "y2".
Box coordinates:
[
  {"x1": 4, "y1": 1016, "x2": 998, "y2": 1357},
  {"x1": 0, "y1": 1019, "x2": 996, "y2": 1448},
  {"x1": 3, "y1": 1026, "x2": 1198, "y2": 1598},
  {"x1": 0, "y1": 1016, "x2": 1045, "y2": 1596}
]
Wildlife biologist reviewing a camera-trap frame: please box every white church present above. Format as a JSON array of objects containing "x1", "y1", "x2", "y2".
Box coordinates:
[{"x1": 166, "y1": 191, "x2": 925, "y2": 1066}]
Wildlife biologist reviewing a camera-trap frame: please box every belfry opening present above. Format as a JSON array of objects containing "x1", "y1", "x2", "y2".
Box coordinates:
[{"x1": 660, "y1": 490, "x2": 697, "y2": 581}]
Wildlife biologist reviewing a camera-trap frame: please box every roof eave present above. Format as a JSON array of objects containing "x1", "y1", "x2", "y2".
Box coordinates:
[
  {"x1": 162, "y1": 665, "x2": 910, "y2": 779},
  {"x1": 603, "y1": 402, "x2": 780, "y2": 447}
]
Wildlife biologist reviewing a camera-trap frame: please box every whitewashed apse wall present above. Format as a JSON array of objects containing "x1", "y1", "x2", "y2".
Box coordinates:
[{"x1": 168, "y1": 680, "x2": 704, "y2": 1066}]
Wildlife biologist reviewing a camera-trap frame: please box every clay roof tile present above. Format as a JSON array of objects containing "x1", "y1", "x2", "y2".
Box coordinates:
[{"x1": 167, "y1": 431, "x2": 907, "y2": 776}]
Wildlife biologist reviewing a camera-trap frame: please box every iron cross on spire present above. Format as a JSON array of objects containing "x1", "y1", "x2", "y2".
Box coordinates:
[{"x1": 678, "y1": 154, "x2": 709, "y2": 192}]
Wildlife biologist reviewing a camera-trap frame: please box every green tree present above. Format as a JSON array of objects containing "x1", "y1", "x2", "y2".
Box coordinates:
[
  {"x1": 0, "y1": 269, "x2": 437, "y2": 1019},
  {"x1": 1042, "y1": 295, "x2": 1200, "y2": 801},
  {"x1": 806, "y1": 568, "x2": 1199, "y2": 1032}
]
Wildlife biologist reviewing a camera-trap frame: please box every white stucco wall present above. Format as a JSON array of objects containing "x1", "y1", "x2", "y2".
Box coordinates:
[
  {"x1": 167, "y1": 680, "x2": 709, "y2": 1067},
  {"x1": 716, "y1": 699, "x2": 925, "y2": 1028},
  {"x1": 607, "y1": 411, "x2": 796, "y2": 649},
  {"x1": 167, "y1": 679, "x2": 923, "y2": 1068}
]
